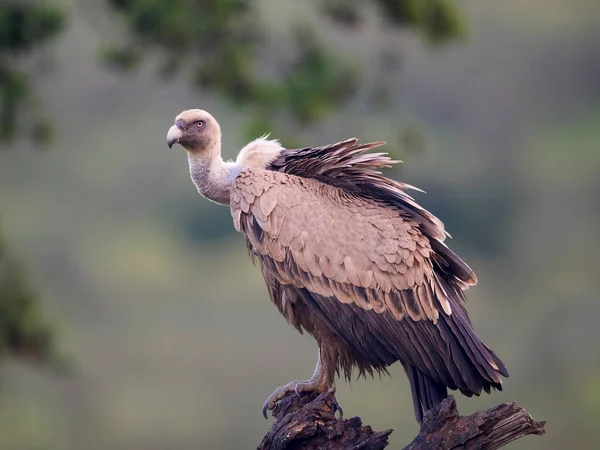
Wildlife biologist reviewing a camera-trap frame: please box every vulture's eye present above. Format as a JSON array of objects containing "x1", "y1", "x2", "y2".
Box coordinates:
[{"x1": 196, "y1": 120, "x2": 204, "y2": 128}]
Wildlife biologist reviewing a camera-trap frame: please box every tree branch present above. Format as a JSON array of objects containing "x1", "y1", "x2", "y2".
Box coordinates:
[
  {"x1": 404, "y1": 395, "x2": 545, "y2": 449},
  {"x1": 258, "y1": 389, "x2": 392, "y2": 450},
  {"x1": 258, "y1": 390, "x2": 545, "y2": 450}
]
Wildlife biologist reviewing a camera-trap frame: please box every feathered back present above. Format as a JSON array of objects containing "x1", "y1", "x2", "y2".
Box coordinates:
[
  {"x1": 270, "y1": 139, "x2": 446, "y2": 240},
  {"x1": 269, "y1": 138, "x2": 477, "y2": 287}
]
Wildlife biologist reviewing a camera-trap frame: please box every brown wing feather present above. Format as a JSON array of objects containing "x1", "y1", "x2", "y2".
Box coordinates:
[
  {"x1": 231, "y1": 167, "x2": 507, "y2": 400},
  {"x1": 270, "y1": 139, "x2": 477, "y2": 286},
  {"x1": 232, "y1": 168, "x2": 446, "y2": 322}
]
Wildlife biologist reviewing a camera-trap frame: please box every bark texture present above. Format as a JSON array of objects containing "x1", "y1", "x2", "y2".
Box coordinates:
[
  {"x1": 258, "y1": 389, "x2": 392, "y2": 450},
  {"x1": 258, "y1": 390, "x2": 545, "y2": 450}
]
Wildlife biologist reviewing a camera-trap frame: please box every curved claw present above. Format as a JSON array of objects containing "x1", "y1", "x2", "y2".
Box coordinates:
[
  {"x1": 333, "y1": 400, "x2": 344, "y2": 417},
  {"x1": 262, "y1": 378, "x2": 324, "y2": 420}
]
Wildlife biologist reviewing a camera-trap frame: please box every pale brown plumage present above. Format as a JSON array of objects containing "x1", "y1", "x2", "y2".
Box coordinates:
[
  {"x1": 232, "y1": 168, "x2": 442, "y2": 320},
  {"x1": 167, "y1": 110, "x2": 508, "y2": 424}
]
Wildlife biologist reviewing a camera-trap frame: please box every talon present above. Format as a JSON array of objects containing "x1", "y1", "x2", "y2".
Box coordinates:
[
  {"x1": 333, "y1": 401, "x2": 344, "y2": 417},
  {"x1": 262, "y1": 378, "x2": 325, "y2": 419},
  {"x1": 262, "y1": 349, "x2": 333, "y2": 419}
]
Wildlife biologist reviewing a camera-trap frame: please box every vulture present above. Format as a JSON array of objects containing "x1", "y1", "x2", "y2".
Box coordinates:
[{"x1": 166, "y1": 109, "x2": 508, "y2": 423}]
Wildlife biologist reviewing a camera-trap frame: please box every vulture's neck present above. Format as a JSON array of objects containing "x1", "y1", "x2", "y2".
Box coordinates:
[
  {"x1": 187, "y1": 149, "x2": 240, "y2": 206},
  {"x1": 186, "y1": 137, "x2": 283, "y2": 205}
]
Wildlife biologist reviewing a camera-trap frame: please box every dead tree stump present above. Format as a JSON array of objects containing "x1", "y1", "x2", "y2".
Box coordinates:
[
  {"x1": 258, "y1": 389, "x2": 545, "y2": 450},
  {"x1": 404, "y1": 394, "x2": 546, "y2": 449},
  {"x1": 258, "y1": 389, "x2": 392, "y2": 450}
]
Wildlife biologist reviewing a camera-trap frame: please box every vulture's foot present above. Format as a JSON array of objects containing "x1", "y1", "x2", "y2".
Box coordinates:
[
  {"x1": 262, "y1": 377, "x2": 329, "y2": 419},
  {"x1": 262, "y1": 349, "x2": 335, "y2": 419}
]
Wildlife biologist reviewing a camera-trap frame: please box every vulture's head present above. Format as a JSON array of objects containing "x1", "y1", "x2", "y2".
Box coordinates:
[{"x1": 167, "y1": 109, "x2": 221, "y2": 153}]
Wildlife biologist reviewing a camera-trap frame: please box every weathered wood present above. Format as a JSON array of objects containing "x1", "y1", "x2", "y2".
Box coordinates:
[
  {"x1": 258, "y1": 389, "x2": 392, "y2": 450},
  {"x1": 404, "y1": 395, "x2": 545, "y2": 450},
  {"x1": 258, "y1": 390, "x2": 545, "y2": 450}
]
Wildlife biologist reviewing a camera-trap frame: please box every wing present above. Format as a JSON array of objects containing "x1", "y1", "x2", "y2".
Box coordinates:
[
  {"x1": 231, "y1": 168, "x2": 507, "y2": 392},
  {"x1": 271, "y1": 139, "x2": 453, "y2": 246},
  {"x1": 232, "y1": 167, "x2": 448, "y2": 322}
]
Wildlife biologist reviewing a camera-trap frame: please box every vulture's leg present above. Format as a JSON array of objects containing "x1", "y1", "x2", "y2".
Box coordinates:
[{"x1": 262, "y1": 348, "x2": 335, "y2": 419}]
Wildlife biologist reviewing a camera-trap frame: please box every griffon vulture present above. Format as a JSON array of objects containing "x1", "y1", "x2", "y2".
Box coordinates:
[{"x1": 166, "y1": 109, "x2": 508, "y2": 423}]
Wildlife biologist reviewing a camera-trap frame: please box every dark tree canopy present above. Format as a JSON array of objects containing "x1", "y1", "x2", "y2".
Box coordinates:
[
  {"x1": 101, "y1": 0, "x2": 464, "y2": 136},
  {"x1": 0, "y1": 0, "x2": 464, "y2": 145},
  {"x1": 0, "y1": 2, "x2": 67, "y2": 370},
  {"x1": 0, "y1": 227, "x2": 66, "y2": 370},
  {"x1": 0, "y1": 2, "x2": 64, "y2": 146}
]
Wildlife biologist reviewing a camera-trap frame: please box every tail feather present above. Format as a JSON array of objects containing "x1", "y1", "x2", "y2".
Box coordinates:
[{"x1": 405, "y1": 365, "x2": 448, "y2": 424}]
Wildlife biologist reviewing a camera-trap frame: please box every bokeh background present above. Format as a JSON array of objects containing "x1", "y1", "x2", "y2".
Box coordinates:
[{"x1": 1, "y1": 0, "x2": 599, "y2": 449}]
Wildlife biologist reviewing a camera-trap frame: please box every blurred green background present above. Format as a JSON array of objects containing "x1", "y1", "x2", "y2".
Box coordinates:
[{"x1": 0, "y1": 0, "x2": 599, "y2": 448}]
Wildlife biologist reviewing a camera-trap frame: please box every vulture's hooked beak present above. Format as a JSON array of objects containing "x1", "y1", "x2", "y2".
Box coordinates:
[{"x1": 167, "y1": 120, "x2": 184, "y2": 148}]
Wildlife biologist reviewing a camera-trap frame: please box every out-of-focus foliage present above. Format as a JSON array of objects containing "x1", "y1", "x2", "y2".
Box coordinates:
[
  {"x1": 0, "y1": 227, "x2": 65, "y2": 371},
  {"x1": 0, "y1": 2, "x2": 66, "y2": 371},
  {"x1": 101, "y1": 0, "x2": 463, "y2": 135},
  {"x1": 0, "y1": 2, "x2": 65, "y2": 145},
  {"x1": 321, "y1": 0, "x2": 464, "y2": 40},
  {"x1": 373, "y1": 0, "x2": 464, "y2": 42}
]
